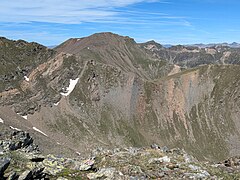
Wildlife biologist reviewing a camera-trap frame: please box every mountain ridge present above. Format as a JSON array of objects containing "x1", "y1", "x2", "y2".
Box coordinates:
[{"x1": 0, "y1": 33, "x2": 240, "y2": 162}]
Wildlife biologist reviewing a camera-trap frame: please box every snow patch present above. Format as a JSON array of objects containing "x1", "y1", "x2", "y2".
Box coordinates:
[
  {"x1": 33, "y1": 127, "x2": 48, "y2": 137},
  {"x1": 0, "y1": 118, "x2": 4, "y2": 123},
  {"x1": 24, "y1": 76, "x2": 29, "y2": 81},
  {"x1": 60, "y1": 78, "x2": 79, "y2": 96},
  {"x1": 17, "y1": 113, "x2": 28, "y2": 120},
  {"x1": 54, "y1": 102, "x2": 59, "y2": 106},
  {"x1": 22, "y1": 115, "x2": 28, "y2": 120},
  {"x1": 10, "y1": 126, "x2": 21, "y2": 131}
]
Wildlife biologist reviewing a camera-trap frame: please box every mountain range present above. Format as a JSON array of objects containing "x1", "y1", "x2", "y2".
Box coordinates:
[
  {"x1": 0, "y1": 32, "x2": 240, "y2": 162},
  {"x1": 189, "y1": 42, "x2": 240, "y2": 48}
]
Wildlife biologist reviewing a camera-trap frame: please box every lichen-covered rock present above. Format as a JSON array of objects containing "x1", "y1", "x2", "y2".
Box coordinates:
[
  {"x1": 74, "y1": 158, "x2": 95, "y2": 171},
  {"x1": 42, "y1": 156, "x2": 65, "y2": 176},
  {"x1": 87, "y1": 168, "x2": 116, "y2": 180}
]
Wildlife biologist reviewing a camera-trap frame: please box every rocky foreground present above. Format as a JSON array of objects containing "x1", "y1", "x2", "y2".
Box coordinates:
[{"x1": 0, "y1": 127, "x2": 240, "y2": 179}]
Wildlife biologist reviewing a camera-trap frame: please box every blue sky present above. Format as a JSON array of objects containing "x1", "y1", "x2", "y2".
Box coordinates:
[{"x1": 0, "y1": 0, "x2": 239, "y2": 46}]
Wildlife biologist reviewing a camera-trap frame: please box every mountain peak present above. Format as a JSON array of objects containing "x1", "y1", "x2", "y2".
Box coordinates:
[
  {"x1": 66, "y1": 32, "x2": 135, "y2": 45},
  {"x1": 139, "y1": 40, "x2": 164, "y2": 50},
  {"x1": 55, "y1": 32, "x2": 136, "y2": 55}
]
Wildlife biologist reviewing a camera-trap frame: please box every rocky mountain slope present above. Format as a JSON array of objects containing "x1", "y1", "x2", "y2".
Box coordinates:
[
  {"x1": 0, "y1": 32, "x2": 240, "y2": 164},
  {"x1": 1, "y1": 126, "x2": 240, "y2": 179},
  {"x1": 56, "y1": 32, "x2": 174, "y2": 80},
  {"x1": 0, "y1": 37, "x2": 55, "y2": 92},
  {"x1": 140, "y1": 40, "x2": 240, "y2": 67}
]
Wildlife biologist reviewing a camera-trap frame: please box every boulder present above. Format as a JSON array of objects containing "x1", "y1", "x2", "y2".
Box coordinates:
[
  {"x1": 151, "y1": 144, "x2": 160, "y2": 149},
  {"x1": 9, "y1": 141, "x2": 22, "y2": 151},
  {"x1": 74, "y1": 158, "x2": 95, "y2": 171},
  {"x1": 42, "y1": 157, "x2": 64, "y2": 175}
]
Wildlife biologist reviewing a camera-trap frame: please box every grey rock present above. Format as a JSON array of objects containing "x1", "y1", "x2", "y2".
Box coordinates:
[
  {"x1": 0, "y1": 147, "x2": 4, "y2": 155},
  {"x1": 128, "y1": 147, "x2": 139, "y2": 155},
  {"x1": 32, "y1": 167, "x2": 45, "y2": 179},
  {"x1": 160, "y1": 146, "x2": 169, "y2": 153},
  {"x1": 87, "y1": 168, "x2": 116, "y2": 179},
  {"x1": 158, "y1": 172, "x2": 165, "y2": 178},
  {"x1": 185, "y1": 171, "x2": 210, "y2": 179},
  {"x1": 74, "y1": 158, "x2": 95, "y2": 171},
  {"x1": 188, "y1": 164, "x2": 201, "y2": 171},
  {"x1": 151, "y1": 144, "x2": 160, "y2": 149},
  {"x1": 148, "y1": 156, "x2": 171, "y2": 164},
  {"x1": 18, "y1": 170, "x2": 32, "y2": 180},
  {"x1": 22, "y1": 136, "x2": 33, "y2": 147},
  {"x1": 42, "y1": 156, "x2": 65, "y2": 175},
  {"x1": 0, "y1": 158, "x2": 11, "y2": 176},
  {"x1": 9, "y1": 141, "x2": 22, "y2": 151},
  {"x1": 7, "y1": 172, "x2": 19, "y2": 180},
  {"x1": 183, "y1": 153, "x2": 194, "y2": 163}
]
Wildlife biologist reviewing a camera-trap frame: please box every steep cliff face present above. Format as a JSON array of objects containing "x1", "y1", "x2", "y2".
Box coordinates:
[
  {"x1": 141, "y1": 65, "x2": 240, "y2": 160},
  {"x1": 0, "y1": 33, "x2": 240, "y2": 161}
]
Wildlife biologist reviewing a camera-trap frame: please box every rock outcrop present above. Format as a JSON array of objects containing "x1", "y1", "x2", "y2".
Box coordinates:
[{"x1": 1, "y1": 127, "x2": 240, "y2": 179}]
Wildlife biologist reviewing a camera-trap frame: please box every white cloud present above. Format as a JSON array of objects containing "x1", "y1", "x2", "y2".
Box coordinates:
[
  {"x1": 0, "y1": 0, "x2": 161, "y2": 24},
  {"x1": 0, "y1": 0, "x2": 196, "y2": 46}
]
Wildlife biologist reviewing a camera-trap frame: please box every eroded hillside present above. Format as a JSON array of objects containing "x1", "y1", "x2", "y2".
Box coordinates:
[{"x1": 0, "y1": 33, "x2": 239, "y2": 161}]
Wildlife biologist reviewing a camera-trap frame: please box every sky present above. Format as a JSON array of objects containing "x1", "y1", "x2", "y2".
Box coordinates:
[{"x1": 0, "y1": 0, "x2": 239, "y2": 46}]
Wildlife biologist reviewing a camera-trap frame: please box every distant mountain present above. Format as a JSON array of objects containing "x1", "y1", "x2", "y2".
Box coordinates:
[
  {"x1": 189, "y1": 42, "x2": 240, "y2": 48},
  {"x1": 0, "y1": 33, "x2": 240, "y2": 163},
  {"x1": 140, "y1": 40, "x2": 240, "y2": 67}
]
